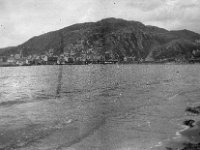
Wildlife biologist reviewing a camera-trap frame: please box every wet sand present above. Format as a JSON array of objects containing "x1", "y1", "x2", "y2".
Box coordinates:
[{"x1": 153, "y1": 105, "x2": 200, "y2": 150}]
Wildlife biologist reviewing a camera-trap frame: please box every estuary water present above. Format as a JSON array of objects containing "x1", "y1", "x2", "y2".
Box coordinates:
[{"x1": 0, "y1": 64, "x2": 200, "y2": 150}]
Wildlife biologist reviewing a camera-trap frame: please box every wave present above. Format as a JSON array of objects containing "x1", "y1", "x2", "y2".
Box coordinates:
[{"x1": 0, "y1": 100, "x2": 26, "y2": 107}]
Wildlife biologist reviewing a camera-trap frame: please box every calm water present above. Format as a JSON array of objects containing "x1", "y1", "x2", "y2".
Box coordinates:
[{"x1": 0, "y1": 64, "x2": 200, "y2": 150}]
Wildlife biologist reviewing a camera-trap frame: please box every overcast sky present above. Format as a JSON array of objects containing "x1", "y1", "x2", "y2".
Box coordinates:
[{"x1": 0, "y1": 0, "x2": 200, "y2": 48}]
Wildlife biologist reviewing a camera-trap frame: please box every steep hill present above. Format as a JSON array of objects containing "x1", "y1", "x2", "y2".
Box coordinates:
[{"x1": 1, "y1": 18, "x2": 200, "y2": 61}]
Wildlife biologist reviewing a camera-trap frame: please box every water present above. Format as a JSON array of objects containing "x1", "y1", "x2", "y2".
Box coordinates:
[{"x1": 1, "y1": 64, "x2": 200, "y2": 150}]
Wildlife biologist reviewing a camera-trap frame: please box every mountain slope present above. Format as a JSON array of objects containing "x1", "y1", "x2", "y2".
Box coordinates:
[{"x1": 1, "y1": 18, "x2": 200, "y2": 61}]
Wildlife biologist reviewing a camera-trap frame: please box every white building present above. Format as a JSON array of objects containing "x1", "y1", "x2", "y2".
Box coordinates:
[{"x1": 41, "y1": 55, "x2": 48, "y2": 62}]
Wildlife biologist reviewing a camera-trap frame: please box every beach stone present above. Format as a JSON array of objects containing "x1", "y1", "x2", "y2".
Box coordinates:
[
  {"x1": 186, "y1": 106, "x2": 200, "y2": 114},
  {"x1": 181, "y1": 143, "x2": 200, "y2": 150},
  {"x1": 183, "y1": 120, "x2": 195, "y2": 127}
]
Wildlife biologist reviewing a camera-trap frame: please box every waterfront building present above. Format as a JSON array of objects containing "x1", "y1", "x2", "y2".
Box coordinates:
[
  {"x1": 68, "y1": 57, "x2": 74, "y2": 63},
  {"x1": 47, "y1": 56, "x2": 58, "y2": 65},
  {"x1": 25, "y1": 59, "x2": 31, "y2": 65},
  {"x1": 192, "y1": 49, "x2": 200, "y2": 58},
  {"x1": 41, "y1": 55, "x2": 48, "y2": 62},
  {"x1": 16, "y1": 59, "x2": 26, "y2": 66},
  {"x1": 124, "y1": 56, "x2": 136, "y2": 62},
  {"x1": 7, "y1": 57, "x2": 16, "y2": 64},
  {"x1": 75, "y1": 57, "x2": 82, "y2": 62},
  {"x1": 64, "y1": 56, "x2": 69, "y2": 62}
]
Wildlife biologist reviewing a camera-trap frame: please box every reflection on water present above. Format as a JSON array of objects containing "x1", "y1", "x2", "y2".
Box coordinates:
[
  {"x1": 1, "y1": 65, "x2": 200, "y2": 150},
  {"x1": 56, "y1": 65, "x2": 63, "y2": 98}
]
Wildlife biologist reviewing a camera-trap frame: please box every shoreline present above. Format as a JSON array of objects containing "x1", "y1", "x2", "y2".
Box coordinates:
[
  {"x1": 158, "y1": 106, "x2": 200, "y2": 150},
  {"x1": 0, "y1": 62, "x2": 200, "y2": 67}
]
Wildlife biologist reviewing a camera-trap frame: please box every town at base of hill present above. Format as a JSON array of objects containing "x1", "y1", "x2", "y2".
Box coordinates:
[{"x1": 1, "y1": 17, "x2": 200, "y2": 66}]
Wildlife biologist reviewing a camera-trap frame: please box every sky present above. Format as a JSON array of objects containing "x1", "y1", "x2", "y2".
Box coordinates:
[{"x1": 0, "y1": 0, "x2": 200, "y2": 48}]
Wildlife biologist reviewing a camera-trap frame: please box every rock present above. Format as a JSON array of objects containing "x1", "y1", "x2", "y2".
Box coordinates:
[
  {"x1": 186, "y1": 106, "x2": 200, "y2": 114},
  {"x1": 181, "y1": 143, "x2": 200, "y2": 150},
  {"x1": 183, "y1": 120, "x2": 195, "y2": 127}
]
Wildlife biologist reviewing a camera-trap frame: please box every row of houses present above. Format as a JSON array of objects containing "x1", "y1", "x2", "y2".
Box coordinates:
[
  {"x1": 0, "y1": 47, "x2": 140, "y2": 66},
  {"x1": 0, "y1": 54, "x2": 76, "y2": 66},
  {"x1": 0, "y1": 54, "x2": 119, "y2": 66},
  {"x1": 0, "y1": 54, "x2": 143, "y2": 66}
]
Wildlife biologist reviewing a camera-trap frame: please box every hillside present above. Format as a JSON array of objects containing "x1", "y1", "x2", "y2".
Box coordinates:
[{"x1": 1, "y1": 18, "x2": 200, "y2": 61}]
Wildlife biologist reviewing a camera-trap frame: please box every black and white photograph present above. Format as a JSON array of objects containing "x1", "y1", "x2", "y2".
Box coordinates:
[{"x1": 1, "y1": 0, "x2": 200, "y2": 149}]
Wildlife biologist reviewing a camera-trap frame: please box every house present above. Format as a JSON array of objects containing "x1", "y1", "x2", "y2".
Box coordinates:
[
  {"x1": 75, "y1": 57, "x2": 82, "y2": 62},
  {"x1": 63, "y1": 56, "x2": 74, "y2": 63},
  {"x1": 57, "y1": 55, "x2": 65, "y2": 65},
  {"x1": 68, "y1": 57, "x2": 74, "y2": 63},
  {"x1": 16, "y1": 59, "x2": 26, "y2": 66},
  {"x1": 63, "y1": 56, "x2": 69, "y2": 62},
  {"x1": 7, "y1": 57, "x2": 16, "y2": 64},
  {"x1": 25, "y1": 59, "x2": 31, "y2": 65},
  {"x1": 192, "y1": 49, "x2": 200, "y2": 58},
  {"x1": 123, "y1": 56, "x2": 136, "y2": 62},
  {"x1": 47, "y1": 56, "x2": 58, "y2": 65},
  {"x1": 41, "y1": 55, "x2": 48, "y2": 62},
  {"x1": 57, "y1": 59, "x2": 65, "y2": 65}
]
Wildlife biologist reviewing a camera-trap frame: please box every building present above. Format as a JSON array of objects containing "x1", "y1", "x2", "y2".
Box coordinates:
[
  {"x1": 192, "y1": 49, "x2": 200, "y2": 58},
  {"x1": 41, "y1": 55, "x2": 48, "y2": 62},
  {"x1": 25, "y1": 59, "x2": 31, "y2": 65},
  {"x1": 16, "y1": 59, "x2": 26, "y2": 66},
  {"x1": 57, "y1": 58, "x2": 65, "y2": 65},
  {"x1": 67, "y1": 57, "x2": 74, "y2": 63},
  {"x1": 123, "y1": 56, "x2": 136, "y2": 62},
  {"x1": 63, "y1": 56, "x2": 69, "y2": 62},
  {"x1": 47, "y1": 56, "x2": 58, "y2": 65},
  {"x1": 7, "y1": 57, "x2": 16, "y2": 64},
  {"x1": 75, "y1": 57, "x2": 82, "y2": 62}
]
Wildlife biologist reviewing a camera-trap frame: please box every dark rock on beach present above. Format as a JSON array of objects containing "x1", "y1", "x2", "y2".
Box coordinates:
[
  {"x1": 178, "y1": 106, "x2": 200, "y2": 150},
  {"x1": 163, "y1": 105, "x2": 200, "y2": 150},
  {"x1": 165, "y1": 143, "x2": 200, "y2": 150},
  {"x1": 186, "y1": 106, "x2": 200, "y2": 114},
  {"x1": 181, "y1": 143, "x2": 200, "y2": 150},
  {"x1": 183, "y1": 120, "x2": 195, "y2": 128}
]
